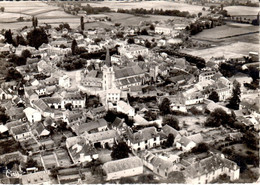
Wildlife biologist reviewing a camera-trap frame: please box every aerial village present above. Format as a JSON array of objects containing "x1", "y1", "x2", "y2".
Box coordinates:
[{"x1": 0, "y1": 0, "x2": 259, "y2": 184}]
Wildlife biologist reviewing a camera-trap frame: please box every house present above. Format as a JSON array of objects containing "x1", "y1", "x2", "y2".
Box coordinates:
[
  {"x1": 187, "y1": 133, "x2": 204, "y2": 144},
  {"x1": 141, "y1": 151, "x2": 175, "y2": 178},
  {"x1": 61, "y1": 91, "x2": 85, "y2": 109},
  {"x1": 23, "y1": 107, "x2": 42, "y2": 123},
  {"x1": 21, "y1": 171, "x2": 51, "y2": 185},
  {"x1": 59, "y1": 75, "x2": 71, "y2": 88},
  {"x1": 118, "y1": 44, "x2": 149, "y2": 58},
  {"x1": 75, "y1": 118, "x2": 108, "y2": 135},
  {"x1": 155, "y1": 26, "x2": 175, "y2": 35},
  {"x1": 230, "y1": 72, "x2": 253, "y2": 93},
  {"x1": 183, "y1": 154, "x2": 240, "y2": 184},
  {"x1": 42, "y1": 97, "x2": 62, "y2": 109},
  {"x1": 80, "y1": 76, "x2": 102, "y2": 90},
  {"x1": 169, "y1": 94, "x2": 187, "y2": 113},
  {"x1": 83, "y1": 129, "x2": 119, "y2": 148},
  {"x1": 5, "y1": 106, "x2": 26, "y2": 122},
  {"x1": 10, "y1": 123, "x2": 32, "y2": 141},
  {"x1": 0, "y1": 88, "x2": 12, "y2": 100},
  {"x1": 161, "y1": 124, "x2": 181, "y2": 143},
  {"x1": 199, "y1": 71, "x2": 217, "y2": 82},
  {"x1": 103, "y1": 156, "x2": 143, "y2": 181},
  {"x1": 66, "y1": 136, "x2": 98, "y2": 164},
  {"x1": 183, "y1": 90, "x2": 204, "y2": 105},
  {"x1": 87, "y1": 106, "x2": 106, "y2": 119},
  {"x1": 117, "y1": 100, "x2": 135, "y2": 117},
  {"x1": 111, "y1": 117, "x2": 126, "y2": 132},
  {"x1": 106, "y1": 88, "x2": 121, "y2": 104},
  {"x1": 31, "y1": 99, "x2": 54, "y2": 118},
  {"x1": 32, "y1": 122, "x2": 50, "y2": 137},
  {"x1": 126, "y1": 127, "x2": 160, "y2": 151},
  {"x1": 176, "y1": 137, "x2": 196, "y2": 151}
]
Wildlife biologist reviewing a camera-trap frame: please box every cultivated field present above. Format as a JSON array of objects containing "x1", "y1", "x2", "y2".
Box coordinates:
[
  {"x1": 193, "y1": 23, "x2": 259, "y2": 40},
  {"x1": 182, "y1": 42, "x2": 258, "y2": 61},
  {"x1": 0, "y1": 1, "x2": 79, "y2": 30},
  {"x1": 225, "y1": 6, "x2": 259, "y2": 16}
]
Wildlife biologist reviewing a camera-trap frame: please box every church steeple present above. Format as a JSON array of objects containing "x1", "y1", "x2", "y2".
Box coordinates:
[{"x1": 105, "y1": 48, "x2": 112, "y2": 67}]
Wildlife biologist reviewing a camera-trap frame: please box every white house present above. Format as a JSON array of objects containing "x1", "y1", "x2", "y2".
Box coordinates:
[
  {"x1": 176, "y1": 137, "x2": 196, "y2": 151},
  {"x1": 10, "y1": 123, "x2": 32, "y2": 141},
  {"x1": 117, "y1": 100, "x2": 135, "y2": 117},
  {"x1": 184, "y1": 154, "x2": 240, "y2": 184},
  {"x1": 59, "y1": 75, "x2": 71, "y2": 88},
  {"x1": 83, "y1": 130, "x2": 118, "y2": 148},
  {"x1": 141, "y1": 151, "x2": 176, "y2": 178},
  {"x1": 23, "y1": 107, "x2": 42, "y2": 123},
  {"x1": 66, "y1": 136, "x2": 98, "y2": 164},
  {"x1": 0, "y1": 88, "x2": 12, "y2": 100},
  {"x1": 126, "y1": 127, "x2": 160, "y2": 151},
  {"x1": 61, "y1": 91, "x2": 85, "y2": 109},
  {"x1": 199, "y1": 71, "x2": 217, "y2": 82},
  {"x1": 103, "y1": 156, "x2": 143, "y2": 181}
]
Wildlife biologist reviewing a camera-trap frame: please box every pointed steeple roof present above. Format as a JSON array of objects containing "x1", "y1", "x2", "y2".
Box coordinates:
[{"x1": 105, "y1": 48, "x2": 112, "y2": 67}]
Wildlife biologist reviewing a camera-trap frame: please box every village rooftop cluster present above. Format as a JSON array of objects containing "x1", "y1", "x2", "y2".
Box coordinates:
[{"x1": 0, "y1": 0, "x2": 259, "y2": 184}]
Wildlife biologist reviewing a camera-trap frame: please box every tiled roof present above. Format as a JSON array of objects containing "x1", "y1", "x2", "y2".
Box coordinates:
[
  {"x1": 10, "y1": 123, "x2": 30, "y2": 135},
  {"x1": 128, "y1": 127, "x2": 158, "y2": 144},
  {"x1": 83, "y1": 130, "x2": 118, "y2": 143},
  {"x1": 187, "y1": 133, "x2": 203, "y2": 144},
  {"x1": 114, "y1": 65, "x2": 144, "y2": 79},
  {"x1": 162, "y1": 124, "x2": 179, "y2": 138},
  {"x1": 42, "y1": 97, "x2": 62, "y2": 104},
  {"x1": 184, "y1": 155, "x2": 238, "y2": 179},
  {"x1": 103, "y1": 156, "x2": 143, "y2": 174},
  {"x1": 77, "y1": 118, "x2": 107, "y2": 135}
]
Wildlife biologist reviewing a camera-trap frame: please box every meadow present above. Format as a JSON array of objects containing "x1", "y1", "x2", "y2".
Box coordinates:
[{"x1": 182, "y1": 42, "x2": 258, "y2": 61}]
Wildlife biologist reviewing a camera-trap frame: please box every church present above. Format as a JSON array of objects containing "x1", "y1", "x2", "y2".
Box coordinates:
[{"x1": 102, "y1": 49, "x2": 145, "y2": 91}]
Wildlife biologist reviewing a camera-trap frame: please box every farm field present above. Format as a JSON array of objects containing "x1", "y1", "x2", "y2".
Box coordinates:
[
  {"x1": 193, "y1": 23, "x2": 259, "y2": 40},
  {"x1": 182, "y1": 42, "x2": 258, "y2": 61},
  {"x1": 0, "y1": 1, "x2": 80, "y2": 30},
  {"x1": 224, "y1": 6, "x2": 259, "y2": 16}
]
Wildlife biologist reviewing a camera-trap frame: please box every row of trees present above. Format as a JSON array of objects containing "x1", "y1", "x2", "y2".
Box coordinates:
[
  {"x1": 4, "y1": 28, "x2": 48, "y2": 49},
  {"x1": 117, "y1": 8, "x2": 191, "y2": 18}
]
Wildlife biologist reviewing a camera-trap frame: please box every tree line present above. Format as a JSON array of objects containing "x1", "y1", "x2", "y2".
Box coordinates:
[{"x1": 117, "y1": 8, "x2": 192, "y2": 18}]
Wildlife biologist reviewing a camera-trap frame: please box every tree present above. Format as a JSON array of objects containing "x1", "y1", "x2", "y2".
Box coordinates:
[
  {"x1": 165, "y1": 133, "x2": 174, "y2": 147},
  {"x1": 150, "y1": 24, "x2": 155, "y2": 30},
  {"x1": 159, "y1": 97, "x2": 171, "y2": 115},
  {"x1": 80, "y1": 16, "x2": 84, "y2": 31},
  {"x1": 220, "y1": 4, "x2": 224, "y2": 11},
  {"x1": 191, "y1": 143, "x2": 209, "y2": 154},
  {"x1": 243, "y1": 131, "x2": 259, "y2": 150},
  {"x1": 5, "y1": 68, "x2": 22, "y2": 81},
  {"x1": 137, "y1": 55, "x2": 144, "y2": 61},
  {"x1": 227, "y1": 81, "x2": 241, "y2": 110},
  {"x1": 144, "y1": 110, "x2": 157, "y2": 121},
  {"x1": 65, "y1": 103, "x2": 72, "y2": 111},
  {"x1": 198, "y1": 12, "x2": 202, "y2": 17},
  {"x1": 140, "y1": 29, "x2": 148, "y2": 35},
  {"x1": 4, "y1": 29, "x2": 14, "y2": 45},
  {"x1": 127, "y1": 38, "x2": 135, "y2": 44},
  {"x1": 27, "y1": 28, "x2": 48, "y2": 49},
  {"x1": 111, "y1": 142, "x2": 130, "y2": 160},
  {"x1": 205, "y1": 108, "x2": 235, "y2": 127},
  {"x1": 208, "y1": 91, "x2": 219, "y2": 102},
  {"x1": 202, "y1": 7, "x2": 206, "y2": 11},
  {"x1": 248, "y1": 66, "x2": 259, "y2": 82},
  {"x1": 162, "y1": 115, "x2": 180, "y2": 130},
  {"x1": 71, "y1": 39, "x2": 78, "y2": 55},
  {"x1": 145, "y1": 40, "x2": 151, "y2": 48},
  {"x1": 21, "y1": 49, "x2": 31, "y2": 59},
  {"x1": 0, "y1": 7, "x2": 4, "y2": 12},
  {"x1": 0, "y1": 113, "x2": 9, "y2": 124},
  {"x1": 16, "y1": 35, "x2": 27, "y2": 46}
]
